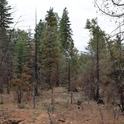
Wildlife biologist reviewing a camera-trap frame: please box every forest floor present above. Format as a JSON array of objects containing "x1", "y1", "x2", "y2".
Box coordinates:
[{"x1": 0, "y1": 87, "x2": 124, "y2": 124}]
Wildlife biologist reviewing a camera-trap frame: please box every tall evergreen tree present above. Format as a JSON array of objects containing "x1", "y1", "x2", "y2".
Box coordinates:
[
  {"x1": 59, "y1": 7, "x2": 74, "y2": 56},
  {"x1": 86, "y1": 18, "x2": 106, "y2": 101},
  {"x1": 0, "y1": 0, "x2": 13, "y2": 103},
  {"x1": 34, "y1": 19, "x2": 45, "y2": 78},
  {"x1": 35, "y1": 20, "x2": 45, "y2": 46},
  {"x1": 34, "y1": 20, "x2": 45, "y2": 97},
  {"x1": 13, "y1": 29, "x2": 31, "y2": 104},
  {"x1": 59, "y1": 8, "x2": 74, "y2": 90},
  {"x1": 41, "y1": 8, "x2": 60, "y2": 88},
  {"x1": 0, "y1": 0, "x2": 13, "y2": 29}
]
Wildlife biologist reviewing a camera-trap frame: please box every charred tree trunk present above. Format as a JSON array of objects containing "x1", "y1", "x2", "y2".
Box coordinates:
[
  {"x1": 56, "y1": 63, "x2": 59, "y2": 87},
  {"x1": 120, "y1": 89, "x2": 124, "y2": 112},
  {"x1": 0, "y1": 85, "x2": 3, "y2": 104},
  {"x1": 6, "y1": 80, "x2": 10, "y2": 94},
  {"x1": 34, "y1": 39, "x2": 39, "y2": 96},
  {"x1": 32, "y1": 81, "x2": 36, "y2": 108},
  {"x1": 95, "y1": 34, "x2": 100, "y2": 101},
  {"x1": 17, "y1": 86, "x2": 22, "y2": 104},
  {"x1": 34, "y1": 11, "x2": 39, "y2": 96},
  {"x1": 51, "y1": 86, "x2": 55, "y2": 113},
  {"x1": 68, "y1": 58, "x2": 71, "y2": 91}
]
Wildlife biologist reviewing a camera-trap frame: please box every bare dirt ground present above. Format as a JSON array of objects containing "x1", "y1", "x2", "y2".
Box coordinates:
[{"x1": 0, "y1": 87, "x2": 124, "y2": 124}]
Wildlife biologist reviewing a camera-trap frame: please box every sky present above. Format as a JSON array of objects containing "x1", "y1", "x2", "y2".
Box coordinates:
[{"x1": 8, "y1": 0, "x2": 117, "y2": 51}]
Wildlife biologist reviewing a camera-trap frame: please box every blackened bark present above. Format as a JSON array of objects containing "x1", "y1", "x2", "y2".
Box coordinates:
[
  {"x1": 68, "y1": 58, "x2": 71, "y2": 91},
  {"x1": 17, "y1": 86, "x2": 22, "y2": 104},
  {"x1": 96, "y1": 34, "x2": 100, "y2": 101},
  {"x1": 56, "y1": 63, "x2": 59, "y2": 87}
]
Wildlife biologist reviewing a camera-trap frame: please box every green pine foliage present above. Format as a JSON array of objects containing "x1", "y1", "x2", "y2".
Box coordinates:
[
  {"x1": 59, "y1": 7, "x2": 74, "y2": 57},
  {"x1": 41, "y1": 8, "x2": 60, "y2": 87},
  {"x1": 14, "y1": 30, "x2": 30, "y2": 77},
  {"x1": 35, "y1": 19, "x2": 45, "y2": 53},
  {"x1": 0, "y1": 0, "x2": 13, "y2": 29},
  {"x1": 0, "y1": 0, "x2": 13, "y2": 96},
  {"x1": 86, "y1": 18, "x2": 106, "y2": 55}
]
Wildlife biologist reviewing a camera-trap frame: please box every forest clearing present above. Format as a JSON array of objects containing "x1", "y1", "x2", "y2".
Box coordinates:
[{"x1": 0, "y1": 87, "x2": 124, "y2": 124}]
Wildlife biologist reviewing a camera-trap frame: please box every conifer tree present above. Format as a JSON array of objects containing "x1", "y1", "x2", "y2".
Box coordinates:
[
  {"x1": 0, "y1": 0, "x2": 13, "y2": 103},
  {"x1": 59, "y1": 8, "x2": 74, "y2": 91},
  {"x1": 34, "y1": 20, "x2": 45, "y2": 84},
  {"x1": 0, "y1": 0, "x2": 13, "y2": 29},
  {"x1": 86, "y1": 18, "x2": 106, "y2": 101},
  {"x1": 59, "y1": 7, "x2": 74, "y2": 56},
  {"x1": 35, "y1": 20, "x2": 45, "y2": 47},
  {"x1": 13, "y1": 30, "x2": 30, "y2": 104},
  {"x1": 41, "y1": 8, "x2": 60, "y2": 88}
]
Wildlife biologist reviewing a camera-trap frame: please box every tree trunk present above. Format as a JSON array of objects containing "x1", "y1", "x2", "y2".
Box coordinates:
[
  {"x1": 0, "y1": 82, "x2": 3, "y2": 104},
  {"x1": 17, "y1": 86, "x2": 22, "y2": 104},
  {"x1": 96, "y1": 34, "x2": 100, "y2": 101},
  {"x1": 51, "y1": 87, "x2": 55, "y2": 113},
  {"x1": 119, "y1": 87, "x2": 124, "y2": 112},
  {"x1": 32, "y1": 82, "x2": 36, "y2": 108},
  {"x1": 68, "y1": 58, "x2": 71, "y2": 91},
  {"x1": 56, "y1": 63, "x2": 59, "y2": 87},
  {"x1": 34, "y1": 13, "x2": 39, "y2": 96}
]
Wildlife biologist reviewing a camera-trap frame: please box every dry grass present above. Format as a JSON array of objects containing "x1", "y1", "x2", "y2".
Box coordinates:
[{"x1": 0, "y1": 87, "x2": 124, "y2": 124}]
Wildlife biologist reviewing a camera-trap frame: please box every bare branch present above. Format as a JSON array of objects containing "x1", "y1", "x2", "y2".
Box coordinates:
[
  {"x1": 111, "y1": 31, "x2": 124, "y2": 38},
  {"x1": 13, "y1": 16, "x2": 22, "y2": 28},
  {"x1": 110, "y1": 22, "x2": 124, "y2": 35},
  {"x1": 112, "y1": 0, "x2": 124, "y2": 6},
  {"x1": 94, "y1": 0, "x2": 124, "y2": 17}
]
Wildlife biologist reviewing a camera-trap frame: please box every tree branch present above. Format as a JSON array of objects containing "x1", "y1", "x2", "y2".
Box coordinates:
[
  {"x1": 109, "y1": 22, "x2": 124, "y2": 35},
  {"x1": 94, "y1": 0, "x2": 124, "y2": 17},
  {"x1": 111, "y1": 0, "x2": 124, "y2": 6},
  {"x1": 110, "y1": 31, "x2": 124, "y2": 38}
]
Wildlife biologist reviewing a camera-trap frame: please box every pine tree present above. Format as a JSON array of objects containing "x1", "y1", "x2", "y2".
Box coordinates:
[
  {"x1": 59, "y1": 8, "x2": 74, "y2": 91},
  {"x1": 59, "y1": 7, "x2": 74, "y2": 56},
  {"x1": 86, "y1": 18, "x2": 106, "y2": 101},
  {"x1": 41, "y1": 8, "x2": 60, "y2": 88},
  {"x1": 13, "y1": 29, "x2": 30, "y2": 104},
  {"x1": 34, "y1": 19, "x2": 45, "y2": 84},
  {"x1": 35, "y1": 20, "x2": 45, "y2": 47},
  {"x1": 0, "y1": 0, "x2": 13, "y2": 65},
  {"x1": 0, "y1": 0, "x2": 13, "y2": 104},
  {"x1": 0, "y1": 0, "x2": 13, "y2": 29},
  {"x1": 39, "y1": 8, "x2": 61, "y2": 112}
]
